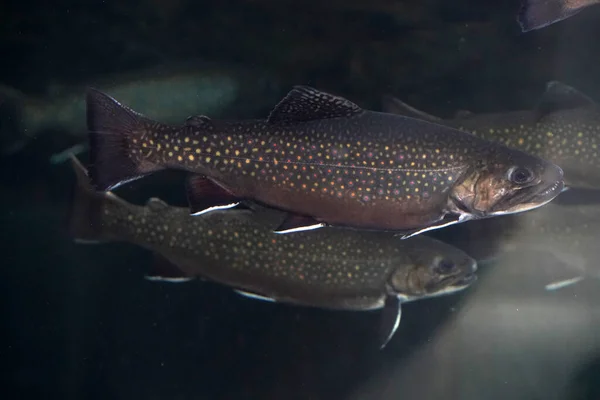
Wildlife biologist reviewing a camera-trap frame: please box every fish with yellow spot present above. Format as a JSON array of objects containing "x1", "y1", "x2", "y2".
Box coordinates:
[
  {"x1": 86, "y1": 85, "x2": 563, "y2": 237},
  {"x1": 67, "y1": 155, "x2": 478, "y2": 348},
  {"x1": 383, "y1": 81, "x2": 600, "y2": 190},
  {"x1": 431, "y1": 196, "x2": 600, "y2": 293}
]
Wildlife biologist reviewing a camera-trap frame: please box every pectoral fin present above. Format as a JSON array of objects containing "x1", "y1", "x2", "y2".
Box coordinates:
[
  {"x1": 379, "y1": 296, "x2": 402, "y2": 350},
  {"x1": 545, "y1": 276, "x2": 585, "y2": 291},
  {"x1": 397, "y1": 214, "x2": 465, "y2": 240}
]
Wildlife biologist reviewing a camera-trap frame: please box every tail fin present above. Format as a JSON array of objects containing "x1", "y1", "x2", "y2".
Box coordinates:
[
  {"x1": 517, "y1": 0, "x2": 593, "y2": 32},
  {"x1": 68, "y1": 154, "x2": 111, "y2": 243},
  {"x1": 0, "y1": 84, "x2": 29, "y2": 156},
  {"x1": 86, "y1": 88, "x2": 163, "y2": 191}
]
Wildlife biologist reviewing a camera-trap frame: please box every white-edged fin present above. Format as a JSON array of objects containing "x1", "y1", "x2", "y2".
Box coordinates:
[
  {"x1": 545, "y1": 276, "x2": 585, "y2": 291},
  {"x1": 144, "y1": 276, "x2": 195, "y2": 283},
  {"x1": 274, "y1": 223, "x2": 325, "y2": 234},
  {"x1": 398, "y1": 214, "x2": 466, "y2": 240},
  {"x1": 234, "y1": 289, "x2": 277, "y2": 303},
  {"x1": 50, "y1": 143, "x2": 88, "y2": 164},
  {"x1": 190, "y1": 202, "x2": 240, "y2": 216},
  {"x1": 379, "y1": 296, "x2": 402, "y2": 350}
]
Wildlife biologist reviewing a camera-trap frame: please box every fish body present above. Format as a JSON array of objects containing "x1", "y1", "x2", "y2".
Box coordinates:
[
  {"x1": 0, "y1": 61, "x2": 281, "y2": 156},
  {"x1": 86, "y1": 86, "x2": 564, "y2": 236},
  {"x1": 383, "y1": 81, "x2": 599, "y2": 189},
  {"x1": 68, "y1": 156, "x2": 477, "y2": 347},
  {"x1": 517, "y1": 0, "x2": 600, "y2": 32}
]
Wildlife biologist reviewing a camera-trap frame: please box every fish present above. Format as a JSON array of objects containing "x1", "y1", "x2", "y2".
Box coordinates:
[
  {"x1": 430, "y1": 194, "x2": 600, "y2": 292},
  {"x1": 517, "y1": 0, "x2": 600, "y2": 32},
  {"x1": 85, "y1": 85, "x2": 564, "y2": 237},
  {"x1": 0, "y1": 61, "x2": 281, "y2": 159},
  {"x1": 382, "y1": 81, "x2": 600, "y2": 190},
  {"x1": 67, "y1": 155, "x2": 478, "y2": 348}
]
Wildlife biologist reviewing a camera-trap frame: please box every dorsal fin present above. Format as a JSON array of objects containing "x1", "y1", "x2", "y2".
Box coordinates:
[
  {"x1": 146, "y1": 197, "x2": 169, "y2": 210},
  {"x1": 381, "y1": 95, "x2": 442, "y2": 123},
  {"x1": 535, "y1": 81, "x2": 595, "y2": 120},
  {"x1": 185, "y1": 115, "x2": 212, "y2": 127},
  {"x1": 267, "y1": 86, "x2": 363, "y2": 123}
]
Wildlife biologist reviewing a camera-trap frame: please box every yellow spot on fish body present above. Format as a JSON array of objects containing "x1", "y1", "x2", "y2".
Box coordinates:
[
  {"x1": 546, "y1": 131, "x2": 553, "y2": 137},
  {"x1": 578, "y1": 132, "x2": 583, "y2": 137},
  {"x1": 184, "y1": 137, "x2": 189, "y2": 143},
  {"x1": 215, "y1": 151, "x2": 221, "y2": 156},
  {"x1": 206, "y1": 157, "x2": 211, "y2": 162},
  {"x1": 168, "y1": 152, "x2": 173, "y2": 157},
  {"x1": 177, "y1": 155, "x2": 183, "y2": 161},
  {"x1": 188, "y1": 155, "x2": 195, "y2": 161},
  {"x1": 518, "y1": 138, "x2": 524, "y2": 145}
]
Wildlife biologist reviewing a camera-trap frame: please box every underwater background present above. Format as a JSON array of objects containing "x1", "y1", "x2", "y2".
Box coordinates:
[{"x1": 3, "y1": 0, "x2": 600, "y2": 399}]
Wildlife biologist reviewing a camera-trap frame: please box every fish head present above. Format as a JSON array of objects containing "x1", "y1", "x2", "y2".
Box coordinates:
[
  {"x1": 451, "y1": 147, "x2": 564, "y2": 217},
  {"x1": 388, "y1": 237, "x2": 478, "y2": 300}
]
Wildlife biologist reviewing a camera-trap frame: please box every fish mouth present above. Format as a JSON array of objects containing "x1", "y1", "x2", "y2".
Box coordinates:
[
  {"x1": 426, "y1": 272, "x2": 477, "y2": 297},
  {"x1": 490, "y1": 179, "x2": 564, "y2": 216},
  {"x1": 452, "y1": 272, "x2": 477, "y2": 288}
]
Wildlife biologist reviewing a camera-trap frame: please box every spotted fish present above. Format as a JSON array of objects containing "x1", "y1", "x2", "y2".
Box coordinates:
[
  {"x1": 383, "y1": 81, "x2": 600, "y2": 190},
  {"x1": 68, "y1": 156, "x2": 477, "y2": 348},
  {"x1": 0, "y1": 61, "x2": 280, "y2": 159},
  {"x1": 86, "y1": 86, "x2": 564, "y2": 237},
  {"x1": 517, "y1": 0, "x2": 600, "y2": 32},
  {"x1": 433, "y1": 197, "x2": 600, "y2": 292}
]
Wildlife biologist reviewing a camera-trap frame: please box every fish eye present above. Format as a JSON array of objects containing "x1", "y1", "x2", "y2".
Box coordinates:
[
  {"x1": 435, "y1": 259, "x2": 456, "y2": 275},
  {"x1": 508, "y1": 167, "x2": 534, "y2": 185}
]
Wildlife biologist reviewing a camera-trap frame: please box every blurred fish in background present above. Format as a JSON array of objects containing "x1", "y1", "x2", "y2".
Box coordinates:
[
  {"x1": 518, "y1": 0, "x2": 600, "y2": 32},
  {"x1": 383, "y1": 81, "x2": 600, "y2": 190},
  {"x1": 0, "y1": 61, "x2": 282, "y2": 163}
]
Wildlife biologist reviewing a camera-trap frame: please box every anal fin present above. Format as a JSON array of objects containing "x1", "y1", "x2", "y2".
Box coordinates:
[
  {"x1": 144, "y1": 254, "x2": 195, "y2": 283},
  {"x1": 234, "y1": 289, "x2": 277, "y2": 303},
  {"x1": 185, "y1": 174, "x2": 243, "y2": 215},
  {"x1": 274, "y1": 214, "x2": 326, "y2": 234}
]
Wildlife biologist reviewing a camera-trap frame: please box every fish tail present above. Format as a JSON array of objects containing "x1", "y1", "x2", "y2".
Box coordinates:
[
  {"x1": 0, "y1": 83, "x2": 30, "y2": 155},
  {"x1": 517, "y1": 0, "x2": 590, "y2": 32},
  {"x1": 86, "y1": 88, "x2": 163, "y2": 191},
  {"x1": 67, "y1": 154, "x2": 111, "y2": 243}
]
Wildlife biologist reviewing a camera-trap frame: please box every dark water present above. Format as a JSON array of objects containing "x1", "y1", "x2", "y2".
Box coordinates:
[{"x1": 3, "y1": 1, "x2": 600, "y2": 399}]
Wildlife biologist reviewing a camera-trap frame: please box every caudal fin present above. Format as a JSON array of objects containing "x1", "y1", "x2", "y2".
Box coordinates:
[
  {"x1": 86, "y1": 88, "x2": 163, "y2": 191},
  {"x1": 517, "y1": 0, "x2": 594, "y2": 32},
  {"x1": 68, "y1": 154, "x2": 111, "y2": 243}
]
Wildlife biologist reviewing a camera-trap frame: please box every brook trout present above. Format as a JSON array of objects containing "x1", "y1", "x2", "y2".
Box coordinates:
[
  {"x1": 68, "y1": 156, "x2": 477, "y2": 348},
  {"x1": 86, "y1": 86, "x2": 564, "y2": 237}
]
